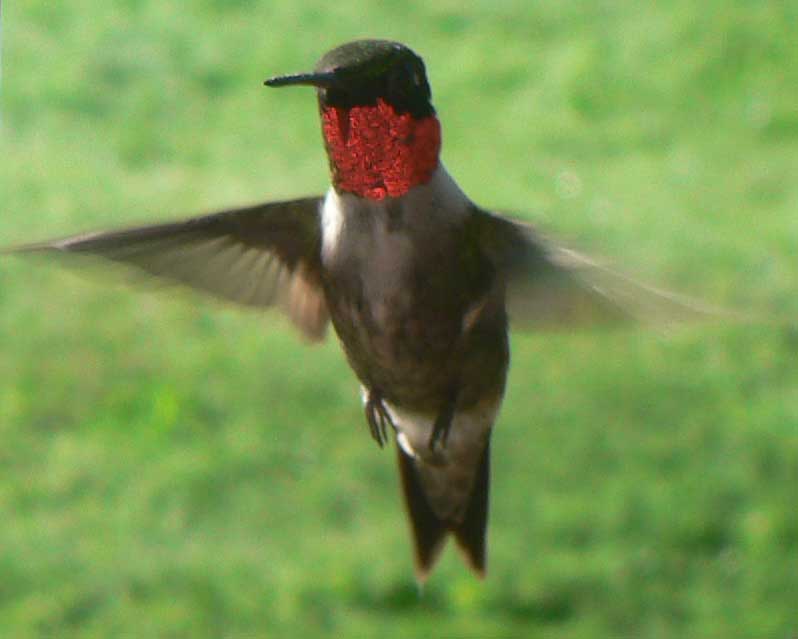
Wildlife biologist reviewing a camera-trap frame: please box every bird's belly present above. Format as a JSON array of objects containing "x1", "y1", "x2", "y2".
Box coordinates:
[
  {"x1": 329, "y1": 291, "x2": 463, "y2": 409},
  {"x1": 385, "y1": 395, "x2": 498, "y2": 459},
  {"x1": 320, "y1": 190, "x2": 507, "y2": 411}
]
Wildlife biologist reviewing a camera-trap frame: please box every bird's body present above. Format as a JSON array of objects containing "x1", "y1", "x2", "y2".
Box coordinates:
[
  {"x1": 320, "y1": 168, "x2": 508, "y2": 575},
  {"x1": 321, "y1": 169, "x2": 505, "y2": 415},
  {"x1": 7, "y1": 39, "x2": 716, "y2": 580},
  {"x1": 267, "y1": 42, "x2": 520, "y2": 576}
]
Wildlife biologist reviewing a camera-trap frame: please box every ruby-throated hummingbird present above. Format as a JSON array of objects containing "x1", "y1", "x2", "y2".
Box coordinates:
[{"x1": 8, "y1": 40, "x2": 715, "y2": 580}]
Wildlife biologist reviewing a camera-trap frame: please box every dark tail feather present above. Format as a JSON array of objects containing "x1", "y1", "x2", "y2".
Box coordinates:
[
  {"x1": 396, "y1": 445, "x2": 448, "y2": 581},
  {"x1": 452, "y1": 441, "x2": 490, "y2": 578},
  {"x1": 396, "y1": 441, "x2": 491, "y2": 581}
]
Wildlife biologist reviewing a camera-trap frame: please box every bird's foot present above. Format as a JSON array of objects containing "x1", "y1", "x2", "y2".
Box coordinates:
[
  {"x1": 428, "y1": 390, "x2": 458, "y2": 452},
  {"x1": 364, "y1": 389, "x2": 395, "y2": 448}
]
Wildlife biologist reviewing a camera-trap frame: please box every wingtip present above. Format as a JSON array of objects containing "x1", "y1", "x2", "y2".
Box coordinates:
[
  {"x1": 3, "y1": 244, "x2": 45, "y2": 257},
  {"x1": 2, "y1": 238, "x2": 74, "y2": 256}
]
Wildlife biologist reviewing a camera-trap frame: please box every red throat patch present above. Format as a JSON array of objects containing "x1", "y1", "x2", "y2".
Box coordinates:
[{"x1": 321, "y1": 99, "x2": 441, "y2": 200}]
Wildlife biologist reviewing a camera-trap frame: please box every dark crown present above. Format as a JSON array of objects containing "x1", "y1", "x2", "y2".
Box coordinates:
[{"x1": 266, "y1": 40, "x2": 434, "y2": 118}]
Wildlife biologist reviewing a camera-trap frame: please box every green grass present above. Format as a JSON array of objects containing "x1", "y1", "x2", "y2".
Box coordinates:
[{"x1": 2, "y1": 1, "x2": 798, "y2": 636}]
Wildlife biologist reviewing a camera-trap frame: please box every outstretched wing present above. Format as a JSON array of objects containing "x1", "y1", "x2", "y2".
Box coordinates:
[
  {"x1": 9, "y1": 197, "x2": 330, "y2": 341},
  {"x1": 474, "y1": 209, "x2": 729, "y2": 330}
]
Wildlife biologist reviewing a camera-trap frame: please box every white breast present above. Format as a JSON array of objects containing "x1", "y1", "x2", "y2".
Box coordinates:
[
  {"x1": 320, "y1": 164, "x2": 471, "y2": 263},
  {"x1": 321, "y1": 187, "x2": 346, "y2": 262}
]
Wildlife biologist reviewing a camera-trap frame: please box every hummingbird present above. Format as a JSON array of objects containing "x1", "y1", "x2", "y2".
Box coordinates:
[{"x1": 7, "y1": 39, "x2": 714, "y2": 580}]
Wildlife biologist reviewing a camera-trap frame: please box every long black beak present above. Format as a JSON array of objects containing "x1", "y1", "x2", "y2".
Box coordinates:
[{"x1": 264, "y1": 71, "x2": 339, "y2": 88}]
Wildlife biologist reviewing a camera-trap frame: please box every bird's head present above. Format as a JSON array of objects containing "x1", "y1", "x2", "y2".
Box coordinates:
[{"x1": 266, "y1": 40, "x2": 441, "y2": 200}]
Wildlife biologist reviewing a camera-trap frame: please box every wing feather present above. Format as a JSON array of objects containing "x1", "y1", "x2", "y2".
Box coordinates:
[
  {"x1": 8, "y1": 197, "x2": 330, "y2": 341},
  {"x1": 474, "y1": 209, "x2": 731, "y2": 330}
]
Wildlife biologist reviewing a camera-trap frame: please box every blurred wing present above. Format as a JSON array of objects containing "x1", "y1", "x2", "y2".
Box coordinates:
[
  {"x1": 475, "y1": 209, "x2": 727, "y2": 330},
  {"x1": 11, "y1": 197, "x2": 330, "y2": 341}
]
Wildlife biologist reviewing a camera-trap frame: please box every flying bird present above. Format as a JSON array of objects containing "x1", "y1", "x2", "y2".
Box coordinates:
[{"x1": 7, "y1": 40, "x2": 716, "y2": 581}]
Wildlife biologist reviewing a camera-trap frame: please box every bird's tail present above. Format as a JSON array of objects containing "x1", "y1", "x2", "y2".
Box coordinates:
[{"x1": 395, "y1": 440, "x2": 490, "y2": 581}]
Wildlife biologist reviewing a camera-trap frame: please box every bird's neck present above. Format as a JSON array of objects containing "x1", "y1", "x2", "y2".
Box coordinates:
[{"x1": 320, "y1": 99, "x2": 441, "y2": 201}]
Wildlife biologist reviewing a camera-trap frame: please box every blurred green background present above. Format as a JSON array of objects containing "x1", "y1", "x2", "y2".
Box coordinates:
[{"x1": 2, "y1": 1, "x2": 798, "y2": 636}]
